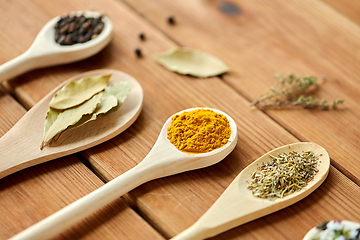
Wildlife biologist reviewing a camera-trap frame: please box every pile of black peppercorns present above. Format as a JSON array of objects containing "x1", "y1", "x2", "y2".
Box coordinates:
[{"x1": 54, "y1": 14, "x2": 105, "y2": 45}]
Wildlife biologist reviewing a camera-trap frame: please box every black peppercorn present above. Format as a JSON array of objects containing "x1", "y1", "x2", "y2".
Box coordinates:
[
  {"x1": 57, "y1": 35, "x2": 66, "y2": 45},
  {"x1": 139, "y1": 33, "x2": 145, "y2": 41},
  {"x1": 167, "y1": 16, "x2": 175, "y2": 25},
  {"x1": 54, "y1": 14, "x2": 105, "y2": 45},
  {"x1": 135, "y1": 48, "x2": 142, "y2": 57},
  {"x1": 68, "y1": 22, "x2": 76, "y2": 33},
  {"x1": 93, "y1": 23, "x2": 104, "y2": 35}
]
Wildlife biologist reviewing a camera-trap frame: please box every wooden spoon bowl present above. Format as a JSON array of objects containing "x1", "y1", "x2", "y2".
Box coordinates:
[
  {"x1": 0, "y1": 11, "x2": 113, "y2": 82},
  {"x1": 172, "y1": 142, "x2": 330, "y2": 240},
  {"x1": 0, "y1": 69, "x2": 143, "y2": 179},
  {"x1": 10, "y1": 107, "x2": 238, "y2": 240}
]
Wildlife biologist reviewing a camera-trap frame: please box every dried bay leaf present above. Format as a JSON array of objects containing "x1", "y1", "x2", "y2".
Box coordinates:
[
  {"x1": 49, "y1": 74, "x2": 111, "y2": 110},
  {"x1": 153, "y1": 47, "x2": 229, "y2": 78},
  {"x1": 69, "y1": 82, "x2": 133, "y2": 128},
  {"x1": 66, "y1": 92, "x2": 118, "y2": 130},
  {"x1": 63, "y1": 82, "x2": 132, "y2": 134},
  {"x1": 43, "y1": 92, "x2": 103, "y2": 144},
  {"x1": 104, "y1": 81, "x2": 133, "y2": 111},
  {"x1": 43, "y1": 107, "x2": 62, "y2": 139},
  {"x1": 42, "y1": 79, "x2": 133, "y2": 148},
  {"x1": 96, "y1": 91, "x2": 120, "y2": 115}
]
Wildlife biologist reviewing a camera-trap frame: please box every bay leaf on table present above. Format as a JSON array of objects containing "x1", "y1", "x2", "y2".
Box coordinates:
[
  {"x1": 153, "y1": 47, "x2": 229, "y2": 78},
  {"x1": 49, "y1": 74, "x2": 111, "y2": 110},
  {"x1": 43, "y1": 92, "x2": 103, "y2": 144}
]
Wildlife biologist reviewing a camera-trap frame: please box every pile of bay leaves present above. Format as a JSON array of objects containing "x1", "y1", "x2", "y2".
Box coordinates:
[{"x1": 41, "y1": 74, "x2": 132, "y2": 149}]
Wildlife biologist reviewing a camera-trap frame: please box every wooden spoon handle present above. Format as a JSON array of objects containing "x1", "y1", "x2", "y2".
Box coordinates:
[
  {"x1": 10, "y1": 163, "x2": 156, "y2": 240},
  {"x1": 171, "y1": 223, "x2": 207, "y2": 240},
  {"x1": 0, "y1": 50, "x2": 37, "y2": 82}
]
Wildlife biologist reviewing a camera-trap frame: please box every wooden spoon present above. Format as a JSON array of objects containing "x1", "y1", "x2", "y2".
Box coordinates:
[
  {"x1": 0, "y1": 69, "x2": 143, "y2": 179},
  {"x1": 10, "y1": 107, "x2": 238, "y2": 240},
  {"x1": 0, "y1": 11, "x2": 112, "y2": 82},
  {"x1": 172, "y1": 142, "x2": 330, "y2": 240},
  {"x1": 303, "y1": 220, "x2": 360, "y2": 240}
]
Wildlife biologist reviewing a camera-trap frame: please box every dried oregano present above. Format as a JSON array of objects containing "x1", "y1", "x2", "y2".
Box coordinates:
[
  {"x1": 251, "y1": 73, "x2": 344, "y2": 110},
  {"x1": 248, "y1": 151, "x2": 320, "y2": 200}
]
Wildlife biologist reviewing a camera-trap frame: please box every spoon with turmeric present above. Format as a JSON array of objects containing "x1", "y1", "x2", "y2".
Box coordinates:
[
  {"x1": 10, "y1": 108, "x2": 238, "y2": 240},
  {"x1": 171, "y1": 142, "x2": 330, "y2": 240}
]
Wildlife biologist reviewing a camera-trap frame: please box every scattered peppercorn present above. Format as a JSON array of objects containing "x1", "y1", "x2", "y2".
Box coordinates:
[
  {"x1": 139, "y1": 33, "x2": 145, "y2": 40},
  {"x1": 135, "y1": 48, "x2": 142, "y2": 57},
  {"x1": 167, "y1": 16, "x2": 175, "y2": 25},
  {"x1": 54, "y1": 14, "x2": 105, "y2": 45}
]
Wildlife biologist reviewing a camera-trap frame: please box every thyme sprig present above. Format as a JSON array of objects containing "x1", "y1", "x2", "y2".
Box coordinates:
[{"x1": 251, "y1": 73, "x2": 344, "y2": 110}]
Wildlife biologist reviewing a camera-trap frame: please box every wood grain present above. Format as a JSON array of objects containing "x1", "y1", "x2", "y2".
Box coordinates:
[
  {"x1": 0, "y1": 70, "x2": 143, "y2": 179},
  {"x1": 172, "y1": 143, "x2": 330, "y2": 240},
  {"x1": 0, "y1": 88, "x2": 162, "y2": 239},
  {"x1": 121, "y1": 0, "x2": 360, "y2": 185},
  {"x1": 0, "y1": 0, "x2": 359, "y2": 239},
  {"x1": 0, "y1": 155, "x2": 163, "y2": 240},
  {"x1": 320, "y1": 0, "x2": 360, "y2": 26}
]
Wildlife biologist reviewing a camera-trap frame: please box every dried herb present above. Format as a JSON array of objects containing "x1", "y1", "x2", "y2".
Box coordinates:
[
  {"x1": 104, "y1": 81, "x2": 133, "y2": 112},
  {"x1": 251, "y1": 73, "x2": 344, "y2": 110},
  {"x1": 154, "y1": 47, "x2": 229, "y2": 78},
  {"x1": 316, "y1": 221, "x2": 329, "y2": 230},
  {"x1": 65, "y1": 91, "x2": 118, "y2": 132},
  {"x1": 43, "y1": 92, "x2": 103, "y2": 145},
  {"x1": 311, "y1": 220, "x2": 360, "y2": 240},
  {"x1": 49, "y1": 74, "x2": 110, "y2": 109},
  {"x1": 248, "y1": 151, "x2": 319, "y2": 200},
  {"x1": 41, "y1": 75, "x2": 132, "y2": 149}
]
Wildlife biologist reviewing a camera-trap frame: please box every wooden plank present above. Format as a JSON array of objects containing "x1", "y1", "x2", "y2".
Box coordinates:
[
  {"x1": 320, "y1": 0, "x2": 360, "y2": 26},
  {"x1": 0, "y1": 155, "x2": 164, "y2": 240},
  {"x1": 120, "y1": 0, "x2": 360, "y2": 185},
  {"x1": 82, "y1": 76, "x2": 360, "y2": 239},
  {"x1": 0, "y1": 90, "x2": 163, "y2": 238},
  {"x1": 0, "y1": 86, "x2": 25, "y2": 136},
  {"x1": 1, "y1": 0, "x2": 359, "y2": 239}
]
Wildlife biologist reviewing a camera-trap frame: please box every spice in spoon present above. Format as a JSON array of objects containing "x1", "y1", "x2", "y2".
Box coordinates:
[
  {"x1": 41, "y1": 74, "x2": 132, "y2": 149},
  {"x1": 248, "y1": 150, "x2": 320, "y2": 200},
  {"x1": 54, "y1": 14, "x2": 105, "y2": 45},
  {"x1": 312, "y1": 220, "x2": 360, "y2": 240},
  {"x1": 167, "y1": 109, "x2": 231, "y2": 153}
]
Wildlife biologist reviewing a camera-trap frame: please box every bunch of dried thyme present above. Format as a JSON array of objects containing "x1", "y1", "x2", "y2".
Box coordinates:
[
  {"x1": 251, "y1": 73, "x2": 344, "y2": 110},
  {"x1": 248, "y1": 151, "x2": 319, "y2": 200}
]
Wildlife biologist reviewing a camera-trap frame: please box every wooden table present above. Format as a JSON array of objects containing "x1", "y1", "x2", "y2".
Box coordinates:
[{"x1": 1, "y1": 0, "x2": 360, "y2": 239}]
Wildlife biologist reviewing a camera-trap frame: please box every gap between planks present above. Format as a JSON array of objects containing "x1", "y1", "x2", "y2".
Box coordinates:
[{"x1": 117, "y1": 0, "x2": 360, "y2": 188}]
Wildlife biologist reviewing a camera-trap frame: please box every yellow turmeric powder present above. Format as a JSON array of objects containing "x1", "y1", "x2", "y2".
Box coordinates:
[{"x1": 167, "y1": 109, "x2": 231, "y2": 153}]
